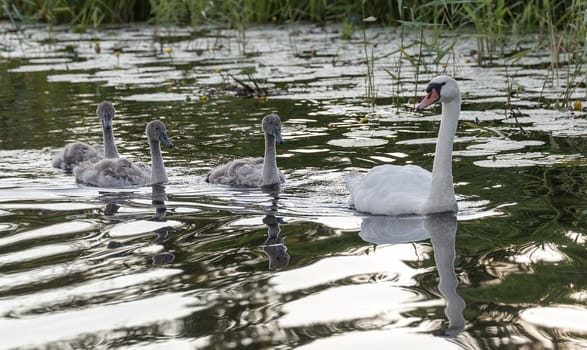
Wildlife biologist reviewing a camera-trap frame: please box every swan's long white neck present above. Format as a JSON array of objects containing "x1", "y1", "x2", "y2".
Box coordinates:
[
  {"x1": 102, "y1": 127, "x2": 119, "y2": 159},
  {"x1": 149, "y1": 140, "x2": 167, "y2": 185},
  {"x1": 261, "y1": 133, "x2": 280, "y2": 186},
  {"x1": 423, "y1": 95, "x2": 460, "y2": 213}
]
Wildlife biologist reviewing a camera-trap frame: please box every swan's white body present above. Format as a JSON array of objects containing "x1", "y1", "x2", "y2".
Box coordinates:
[
  {"x1": 207, "y1": 113, "x2": 284, "y2": 187},
  {"x1": 74, "y1": 120, "x2": 172, "y2": 187},
  {"x1": 53, "y1": 101, "x2": 120, "y2": 172},
  {"x1": 346, "y1": 76, "x2": 460, "y2": 215}
]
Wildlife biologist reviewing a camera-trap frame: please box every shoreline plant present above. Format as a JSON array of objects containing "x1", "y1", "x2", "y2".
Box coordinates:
[{"x1": 1, "y1": 1, "x2": 583, "y2": 30}]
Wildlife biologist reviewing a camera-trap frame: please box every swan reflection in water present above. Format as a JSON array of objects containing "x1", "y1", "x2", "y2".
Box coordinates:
[
  {"x1": 261, "y1": 187, "x2": 290, "y2": 270},
  {"x1": 360, "y1": 213, "x2": 465, "y2": 336},
  {"x1": 99, "y1": 185, "x2": 175, "y2": 265}
]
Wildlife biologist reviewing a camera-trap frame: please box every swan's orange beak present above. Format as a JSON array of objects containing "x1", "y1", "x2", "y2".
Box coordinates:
[{"x1": 416, "y1": 88, "x2": 440, "y2": 111}]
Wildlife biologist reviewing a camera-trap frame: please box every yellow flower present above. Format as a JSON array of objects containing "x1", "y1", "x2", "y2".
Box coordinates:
[
  {"x1": 573, "y1": 99, "x2": 582, "y2": 111},
  {"x1": 215, "y1": 68, "x2": 222, "y2": 74},
  {"x1": 164, "y1": 47, "x2": 172, "y2": 54},
  {"x1": 199, "y1": 95, "x2": 208, "y2": 102},
  {"x1": 359, "y1": 117, "x2": 368, "y2": 123}
]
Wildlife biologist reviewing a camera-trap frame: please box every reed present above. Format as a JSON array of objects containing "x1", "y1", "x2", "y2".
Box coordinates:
[
  {"x1": 2, "y1": 0, "x2": 583, "y2": 29},
  {"x1": 1, "y1": 0, "x2": 149, "y2": 28},
  {"x1": 362, "y1": 12, "x2": 377, "y2": 109}
]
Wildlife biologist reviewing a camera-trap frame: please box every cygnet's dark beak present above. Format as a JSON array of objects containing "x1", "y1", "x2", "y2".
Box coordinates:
[
  {"x1": 274, "y1": 128, "x2": 283, "y2": 144},
  {"x1": 160, "y1": 131, "x2": 173, "y2": 148},
  {"x1": 102, "y1": 117, "x2": 113, "y2": 129}
]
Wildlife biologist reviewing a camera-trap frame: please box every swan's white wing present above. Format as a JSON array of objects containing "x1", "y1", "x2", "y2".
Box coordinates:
[{"x1": 346, "y1": 164, "x2": 432, "y2": 215}]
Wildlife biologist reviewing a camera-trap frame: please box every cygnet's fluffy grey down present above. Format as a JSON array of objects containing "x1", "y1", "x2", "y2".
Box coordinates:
[
  {"x1": 206, "y1": 113, "x2": 284, "y2": 187},
  {"x1": 74, "y1": 120, "x2": 173, "y2": 187},
  {"x1": 52, "y1": 101, "x2": 120, "y2": 172}
]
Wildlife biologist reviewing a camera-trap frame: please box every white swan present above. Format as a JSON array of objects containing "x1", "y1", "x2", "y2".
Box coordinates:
[
  {"x1": 206, "y1": 113, "x2": 284, "y2": 187},
  {"x1": 345, "y1": 75, "x2": 460, "y2": 215},
  {"x1": 74, "y1": 120, "x2": 173, "y2": 187},
  {"x1": 52, "y1": 101, "x2": 120, "y2": 172}
]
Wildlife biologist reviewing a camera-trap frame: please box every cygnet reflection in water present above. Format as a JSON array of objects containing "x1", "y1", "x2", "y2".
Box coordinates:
[
  {"x1": 261, "y1": 191, "x2": 289, "y2": 270},
  {"x1": 263, "y1": 214, "x2": 289, "y2": 270},
  {"x1": 99, "y1": 185, "x2": 175, "y2": 266},
  {"x1": 359, "y1": 213, "x2": 465, "y2": 337},
  {"x1": 151, "y1": 184, "x2": 168, "y2": 221}
]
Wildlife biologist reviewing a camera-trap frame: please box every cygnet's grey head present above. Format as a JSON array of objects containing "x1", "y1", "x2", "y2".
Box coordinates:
[
  {"x1": 262, "y1": 113, "x2": 283, "y2": 144},
  {"x1": 96, "y1": 101, "x2": 115, "y2": 129},
  {"x1": 146, "y1": 120, "x2": 173, "y2": 148},
  {"x1": 416, "y1": 76, "x2": 460, "y2": 111}
]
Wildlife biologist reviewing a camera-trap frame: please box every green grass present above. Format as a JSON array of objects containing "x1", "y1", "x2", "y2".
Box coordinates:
[{"x1": 1, "y1": 0, "x2": 584, "y2": 30}]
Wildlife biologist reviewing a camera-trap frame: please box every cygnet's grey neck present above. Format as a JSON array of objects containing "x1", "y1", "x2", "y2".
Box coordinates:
[
  {"x1": 149, "y1": 139, "x2": 167, "y2": 185},
  {"x1": 102, "y1": 126, "x2": 119, "y2": 158},
  {"x1": 261, "y1": 133, "x2": 280, "y2": 186},
  {"x1": 424, "y1": 95, "x2": 460, "y2": 212}
]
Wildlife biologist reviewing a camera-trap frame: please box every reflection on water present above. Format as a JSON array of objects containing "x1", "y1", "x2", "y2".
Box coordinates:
[
  {"x1": 261, "y1": 189, "x2": 290, "y2": 270},
  {"x1": 360, "y1": 214, "x2": 465, "y2": 338},
  {"x1": 100, "y1": 185, "x2": 177, "y2": 266},
  {"x1": 151, "y1": 184, "x2": 169, "y2": 221},
  {"x1": 0, "y1": 22, "x2": 586, "y2": 349}
]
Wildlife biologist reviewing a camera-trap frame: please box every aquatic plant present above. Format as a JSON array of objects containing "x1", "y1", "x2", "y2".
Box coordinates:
[
  {"x1": 457, "y1": 0, "x2": 511, "y2": 65},
  {"x1": 362, "y1": 14, "x2": 377, "y2": 109},
  {"x1": 230, "y1": 67, "x2": 268, "y2": 97},
  {"x1": 2, "y1": 0, "x2": 585, "y2": 111}
]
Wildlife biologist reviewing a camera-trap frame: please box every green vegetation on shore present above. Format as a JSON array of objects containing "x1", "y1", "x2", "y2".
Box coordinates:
[{"x1": 1, "y1": 0, "x2": 583, "y2": 32}]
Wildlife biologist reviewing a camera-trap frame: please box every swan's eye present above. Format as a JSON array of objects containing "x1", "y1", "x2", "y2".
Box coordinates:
[{"x1": 427, "y1": 82, "x2": 444, "y2": 95}]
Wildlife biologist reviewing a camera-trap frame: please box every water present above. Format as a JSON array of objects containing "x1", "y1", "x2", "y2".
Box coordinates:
[{"x1": 0, "y1": 22, "x2": 586, "y2": 349}]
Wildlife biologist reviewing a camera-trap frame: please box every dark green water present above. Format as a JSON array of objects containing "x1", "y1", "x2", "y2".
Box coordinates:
[{"x1": 0, "y1": 23, "x2": 586, "y2": 349}]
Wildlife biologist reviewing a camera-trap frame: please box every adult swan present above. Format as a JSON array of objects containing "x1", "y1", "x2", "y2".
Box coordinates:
[{"x1": 345, "y1": 75, "x2": 460, "y2": 215}]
